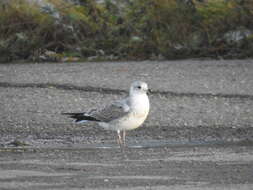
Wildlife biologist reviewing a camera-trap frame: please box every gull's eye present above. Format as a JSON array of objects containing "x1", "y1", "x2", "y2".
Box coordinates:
[{"x1": 137, "y1": 86, "x2": 141, "y2": 89}]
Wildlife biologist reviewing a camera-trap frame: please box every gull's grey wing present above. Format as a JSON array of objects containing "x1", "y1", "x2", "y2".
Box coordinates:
[{"x1": 91, "y1": 98, "x2": 130, "y2": 122}]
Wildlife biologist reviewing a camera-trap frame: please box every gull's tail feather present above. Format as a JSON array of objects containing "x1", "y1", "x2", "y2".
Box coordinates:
[{"x1": 62, "y1": 112, "x2": 100, "y2": 123}]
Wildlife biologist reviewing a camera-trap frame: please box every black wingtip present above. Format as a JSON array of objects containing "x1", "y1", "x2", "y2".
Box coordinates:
[{"x1": 62, "y1": 112, "x2": 101, "y2": 122}]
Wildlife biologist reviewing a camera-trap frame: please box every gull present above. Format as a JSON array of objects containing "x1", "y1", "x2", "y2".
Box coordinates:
[{"x1": 63, "y1": 81, "x2": 150, "y2": 146}]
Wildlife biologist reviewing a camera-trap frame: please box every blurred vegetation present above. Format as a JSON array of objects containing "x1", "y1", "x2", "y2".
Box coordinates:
[{"x1": 0, "y1": 0, "x2": 253, "y2": 62}]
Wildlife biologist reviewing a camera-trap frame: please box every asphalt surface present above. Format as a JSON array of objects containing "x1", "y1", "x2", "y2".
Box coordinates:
[{"x1": 0, "y1": 60, "x2": 253, "y2": 189}]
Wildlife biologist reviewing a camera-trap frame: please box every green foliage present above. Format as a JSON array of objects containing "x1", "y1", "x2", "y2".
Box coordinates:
[
  {"x1": 0, "y1": 0, "x2": 103, "y2": 62},
  {"x1": 0, "y1": 0, "x2": 252, "y2": 62},
  {"x1": 194, "y1": 0, "x2": 253, "y2": 57},
  {"x1": 125, "y1": 0, "x2": 201, "y2": 58},
  {"x1": 197, "y1": 1, "x2": 238, "y2": 43}
]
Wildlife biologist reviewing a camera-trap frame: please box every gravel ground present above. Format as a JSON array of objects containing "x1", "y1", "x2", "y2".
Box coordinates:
[{"x1": 0, "y1": 60, "x2": 253, "y2": 189}]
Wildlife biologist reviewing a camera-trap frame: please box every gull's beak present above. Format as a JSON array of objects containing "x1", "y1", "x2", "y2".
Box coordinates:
[{"x1": 147, "y1": 89, "x2": 152, "y2": 95}]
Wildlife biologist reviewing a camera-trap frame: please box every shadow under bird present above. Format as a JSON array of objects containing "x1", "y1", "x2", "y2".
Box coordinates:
[{"x1": 62, "y1": 81, "x2": 150, "y2": 147}]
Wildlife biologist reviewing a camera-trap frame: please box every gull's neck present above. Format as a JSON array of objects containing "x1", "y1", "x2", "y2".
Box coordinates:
[{"x1": 129, "y1": 91, "x2": 146, "y2": 98}]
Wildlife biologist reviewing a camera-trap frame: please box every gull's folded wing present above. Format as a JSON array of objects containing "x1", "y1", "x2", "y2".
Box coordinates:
[{"x1": 91, "y1": 99, "x2": 130, "y2": 122}]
